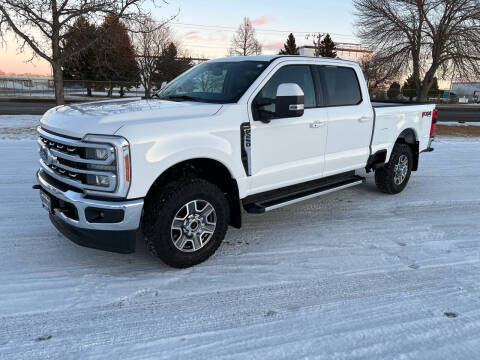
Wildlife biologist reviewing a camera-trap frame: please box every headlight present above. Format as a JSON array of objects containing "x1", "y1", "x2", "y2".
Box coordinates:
[
  {"x1": 82, "y1": 134, "x2": 131, "y2": 198},
  {"x1": 85, "y1": 146, "x2": 114, "y2": 160},
  {"x1": 95, "y1": 148, "x2": 109, "y2": 160}
]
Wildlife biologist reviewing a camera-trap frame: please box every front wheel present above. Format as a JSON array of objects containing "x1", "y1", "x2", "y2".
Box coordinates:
[
  {"x1": 375, "y1": 143, "x2": 413, "y2": 194},
  {"x1": 143, "y1": 178, "x2": 229, "y2": 268}
]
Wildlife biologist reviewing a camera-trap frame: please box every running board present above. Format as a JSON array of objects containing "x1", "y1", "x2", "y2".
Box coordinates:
[{"x1": 243, "y1": 174, "x2": 365, "y2": 214}]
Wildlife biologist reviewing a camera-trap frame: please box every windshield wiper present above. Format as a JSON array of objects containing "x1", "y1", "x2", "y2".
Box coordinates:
[{"x1": 160, "y1": 95, "x2": 202, "y2": 102}]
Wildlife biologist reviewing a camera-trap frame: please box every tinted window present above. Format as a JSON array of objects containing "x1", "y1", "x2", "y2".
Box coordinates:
[
  {"x1": 158, "y1": 61, "x2": 268, "y2": 103},
  {"x1": 257, "y1": 65, "x2": 316, "y2": 109},
  {"x1": 318, "y1": 66, "x2": 362, "y2": 106}
]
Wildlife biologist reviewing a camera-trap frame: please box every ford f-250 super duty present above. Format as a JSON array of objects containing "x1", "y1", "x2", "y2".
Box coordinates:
[{"x1": 35, "y1": 55, "x2": 436, "y2": 268}]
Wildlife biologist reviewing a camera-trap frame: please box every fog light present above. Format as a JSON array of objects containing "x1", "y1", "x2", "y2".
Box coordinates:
[{"x1": 95, "y1": 175, "x2": 110, "y2": 187}]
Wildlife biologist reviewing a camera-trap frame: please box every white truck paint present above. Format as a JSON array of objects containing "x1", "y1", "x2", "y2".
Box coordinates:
[{"x1": 36, "y1": 55, "x2": 436, "y2": 267}]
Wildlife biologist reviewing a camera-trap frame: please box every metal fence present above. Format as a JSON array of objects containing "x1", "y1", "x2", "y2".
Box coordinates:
[
  {"x1": 0, "y1": 78, "x2": 146, "y2": 98},
  {"x1": 368, "y1": 88, "x2": 476, "y2": 104},
  {"x1": 1, "y1": 76, "x2": 478, "y2": 104}
]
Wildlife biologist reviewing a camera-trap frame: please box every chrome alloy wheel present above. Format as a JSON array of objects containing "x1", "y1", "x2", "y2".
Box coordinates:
[
  {"x1": 170, "y1": 200, "x2": 217, "y2": 252},
  {"x1": 393, "y1": 154, "x2": 409, "y2": 185}
]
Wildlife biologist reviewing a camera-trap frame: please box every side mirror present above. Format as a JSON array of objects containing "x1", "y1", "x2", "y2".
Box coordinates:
[
  {"x1": 161, "y1": 81, "x2": 168, "y2": 90},
  {"x1": 275, "y1": 83, "x2": 305, "y2": 118}
]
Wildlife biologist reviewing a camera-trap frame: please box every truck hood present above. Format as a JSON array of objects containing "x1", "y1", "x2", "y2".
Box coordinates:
[{"x1": 40, "y1": 98, "x2": 223, "y2": 138}]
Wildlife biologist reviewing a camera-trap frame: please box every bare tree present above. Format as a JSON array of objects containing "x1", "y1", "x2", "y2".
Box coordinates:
[
  {"x1": 0, "y1": 0, "x2": 163, "y2": 105},
  {"x1": 354, "y1": 0, "x2": 480, "y2": 101},
  {"x1": 360, "y1": 54, "x2": 401, "y2": 90},
  {"x1": 228, "y1": 17, "x2": 262, "y2": 56},
  {"x1": 133, "y1": 17, "x2": 172, "y2": 97}
]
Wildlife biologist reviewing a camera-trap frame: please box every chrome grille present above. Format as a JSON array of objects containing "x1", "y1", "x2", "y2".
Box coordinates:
[{"x1": 37, "y1": 127, "x2": 130, "y2": 197}]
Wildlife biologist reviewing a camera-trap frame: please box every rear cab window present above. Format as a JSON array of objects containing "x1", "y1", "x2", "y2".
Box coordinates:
[{"x1": 315, "y1": 66, "x2": 362, "y2": 107}]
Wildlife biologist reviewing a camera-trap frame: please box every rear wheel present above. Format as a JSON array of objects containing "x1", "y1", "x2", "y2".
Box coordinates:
[
  {"x1": 375, "y1": 143, "x2": 413, "y2": 194},
  {"x1": 143, "y1": 178, "x2": 229, "y2": 268}
]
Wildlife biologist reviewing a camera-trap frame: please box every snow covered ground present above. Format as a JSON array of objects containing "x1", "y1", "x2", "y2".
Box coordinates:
[
  {"x1": 1, "y1": 117, "x2": 480, "y2": 359},
  {"x1": 0, "y1": 115, "x2": 40, "y2": 138}
]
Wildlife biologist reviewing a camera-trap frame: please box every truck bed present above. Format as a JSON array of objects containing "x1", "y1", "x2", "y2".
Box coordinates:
[
  {"x1": 372, "y1": 101, "x2": 434, "y2": 108},
  {"x1": 371, "y1": 102, "x2": 436, "y2": 161}
]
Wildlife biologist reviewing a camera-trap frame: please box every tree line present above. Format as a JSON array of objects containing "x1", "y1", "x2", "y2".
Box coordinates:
[
  {"x1": 229, "y1": 17, "x2": 338, "y2": 58},
  {"x1": 0, "y1": 0, "x2": 192, "y2": 104},
  {"x1": 63, "y1": 15, "x2": 193, "y2": 98},
  {"x1": 354, "y1": 0, "x2": 480, "y2": 102},
  {"x1": 3, "y1": 1, "x2": 478, "y2": 104}
]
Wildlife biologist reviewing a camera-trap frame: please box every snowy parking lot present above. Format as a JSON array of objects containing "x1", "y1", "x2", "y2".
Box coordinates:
[{"x1": 1, "y1": 116, "x2": 480, "y2": 359}]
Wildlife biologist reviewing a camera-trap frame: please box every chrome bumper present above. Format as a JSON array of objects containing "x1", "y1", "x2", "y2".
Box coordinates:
[{"x1": 37, "y1": 171, "x2": 143, "y2": 231}]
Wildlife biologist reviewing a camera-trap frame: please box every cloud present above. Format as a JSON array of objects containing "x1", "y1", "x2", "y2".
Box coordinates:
[
  {"x1": 184, "y1": 31, "x2": 201, "y2": 40},
  {"x1": 252, "y1": 16, "x2": 275, "y2": 26},
  {"x1": 263, "y1": 41, "x2": 284, "y2": 51}
]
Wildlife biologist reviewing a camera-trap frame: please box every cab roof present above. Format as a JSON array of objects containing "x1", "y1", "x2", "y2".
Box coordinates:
[{"x1": 208, "y1": 55, "x2": 356, "y2": 66}]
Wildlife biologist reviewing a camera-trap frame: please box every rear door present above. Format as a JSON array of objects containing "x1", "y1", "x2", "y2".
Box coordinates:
[
  {"x1": 247, "y1": 63, "x2": 328, "y2": 194},
  {"x1": 314, "y1": 65, "x2": 374, "y2": 176}
]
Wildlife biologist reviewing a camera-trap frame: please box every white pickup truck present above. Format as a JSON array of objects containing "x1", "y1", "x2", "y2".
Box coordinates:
[{"x1": 36, "y1": 55, "x2": 436, "y2": 268}]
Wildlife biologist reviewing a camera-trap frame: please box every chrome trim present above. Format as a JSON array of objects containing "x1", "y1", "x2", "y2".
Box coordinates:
[
  {"x1": 49, "y1": 148, "x2": 113, "y2": 165},
  {"x1": 38, "y1": 127, "x2": 115, "y2": 164},
  {"x1": 37, "y1": 171, "x2": 143, "y2": 231},
  {"x1": 43, "y1": 157, "x2": 115, "y2": 176},
  {"x1": 289, "y1": 104, "x2": 305, "y2": 111},
  {"x1": 37, "y1": 127, "x2": 131, "y2": 198},
  {"x1": 264, "y1": 180, "x2": 364, "y2": 212},
  {"x1": 82, "y1": 134, "x2": 131, "y2": 199},
  {"x1": 40, "y1": 159, "x2": 117, "y2": 192}
]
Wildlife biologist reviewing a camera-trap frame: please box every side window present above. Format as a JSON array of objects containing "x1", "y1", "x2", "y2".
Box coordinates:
[
  {"x1": 318, "y1": 66, "x2": 362, "y2": 106},
  {"x1": 257, "y1": 65, "x2": 316, "y2": 109}
]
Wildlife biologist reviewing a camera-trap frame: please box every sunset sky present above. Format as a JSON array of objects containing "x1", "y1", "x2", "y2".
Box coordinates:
[{"x1": 0, "y1": 0, "x2": 357, "y2": 76}]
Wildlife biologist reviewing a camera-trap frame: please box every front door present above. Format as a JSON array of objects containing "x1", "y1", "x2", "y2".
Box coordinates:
[{"x1": 248, "y1": 64, "x2": 328, "y2": 194}]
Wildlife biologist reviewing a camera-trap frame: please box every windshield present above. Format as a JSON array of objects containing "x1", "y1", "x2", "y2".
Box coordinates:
[{"x1": 157, "y1": 61, "x2": 268, "y2": 103}]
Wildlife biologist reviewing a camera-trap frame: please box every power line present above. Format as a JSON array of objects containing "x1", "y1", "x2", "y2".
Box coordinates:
[{"x1": 171, "y1": 22, "x2": 357, "y2": 39}]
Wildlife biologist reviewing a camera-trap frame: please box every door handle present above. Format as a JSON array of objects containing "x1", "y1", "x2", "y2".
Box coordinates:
[
  {"x1": 358, "y1": 116, "x2": 370, "y2": 123},
  {"x1": 310, "y1": 121, "x2": 326, "y2": 128}
]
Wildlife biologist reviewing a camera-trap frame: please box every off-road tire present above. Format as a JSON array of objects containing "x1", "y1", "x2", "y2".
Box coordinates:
[
  {"x1": 375, "y1": 143, "x2": 413, "y2": 194},
  {"x1": 143, "y1": 178, "x2": 229, "y2": 268}
]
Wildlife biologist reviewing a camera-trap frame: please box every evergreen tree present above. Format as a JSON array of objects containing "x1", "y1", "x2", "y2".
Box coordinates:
[
  {"x1": 97, "y1": 14, "x2": 139, "y2": 97},
  {"x1": 153, "y1": 42, "x2": 194, "y2": 85},
  {"x1": 403, "y1": 75, "x2": 439, "y2": 100},
  {"x1": 387, "y1": 82, "x2": 401, "y2": 99},
  {"x1": 279, "y1": 33, "x2": 299, "y2": 55},
  {"x1": 318, "y1": 34, "x2": 337, "y2": 58},
  {"x1": 402, "y1": 75, "x2": 417, "y2": 100},
  {"x1": 62, "y1": 17, "x2": 98, "y2": 96}
]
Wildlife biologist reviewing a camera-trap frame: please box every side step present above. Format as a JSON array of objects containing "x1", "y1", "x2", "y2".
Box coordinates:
[{"x1": 243, "y1": 173, "x2": 365, "y2": 214}]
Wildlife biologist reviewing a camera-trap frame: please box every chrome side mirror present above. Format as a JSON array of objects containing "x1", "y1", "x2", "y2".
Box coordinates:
[{"x1": 275, "y1": 83, "x2": 305, "y2": 118}]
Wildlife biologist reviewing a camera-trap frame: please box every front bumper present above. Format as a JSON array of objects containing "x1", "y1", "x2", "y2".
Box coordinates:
[{"x1": 37, "y1": 170, "x2": 143, "y2": 253}]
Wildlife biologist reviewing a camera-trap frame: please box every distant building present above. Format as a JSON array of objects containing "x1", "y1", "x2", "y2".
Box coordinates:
[
  {"x1": 451, "y1": 82, "x2": 480, "y2": 103},
  {"x1": 298, "y1": 43, "x2": 373, "y2": 62}
]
